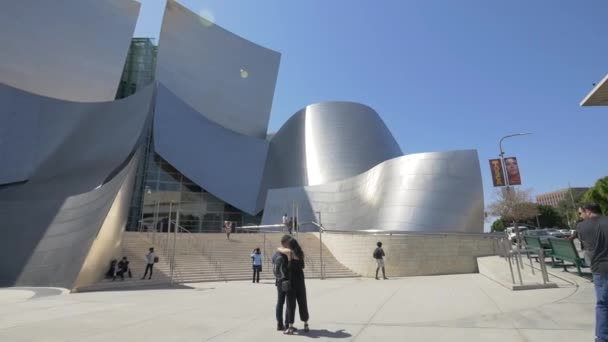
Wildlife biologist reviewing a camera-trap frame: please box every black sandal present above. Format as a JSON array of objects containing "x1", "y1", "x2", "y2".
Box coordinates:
[{"x1": 304, "y1": 323, "x2": 310, "y2": 332}]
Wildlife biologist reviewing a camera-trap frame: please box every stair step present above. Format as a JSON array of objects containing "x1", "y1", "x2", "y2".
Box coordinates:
[{"x1": 88, "y1": 232, "x2": 359, "y2": 290}]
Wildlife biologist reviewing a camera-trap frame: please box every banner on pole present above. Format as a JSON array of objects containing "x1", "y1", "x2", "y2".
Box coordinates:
[
  {"x1": 504, "y1": 156, "x2": 522, "y2": 185},
  {"x1": 489, "y1": 159, "x2": 506, "y2": 187}
]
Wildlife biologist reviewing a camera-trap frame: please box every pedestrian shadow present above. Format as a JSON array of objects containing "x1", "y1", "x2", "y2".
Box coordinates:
[{"x1": 298, "y1": 329, "x2": 351, "y2": 339}]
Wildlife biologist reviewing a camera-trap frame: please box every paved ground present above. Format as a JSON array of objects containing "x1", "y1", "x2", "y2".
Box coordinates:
[{"x1": 0, "y1": 273, "x2": 594, "y2": 342}]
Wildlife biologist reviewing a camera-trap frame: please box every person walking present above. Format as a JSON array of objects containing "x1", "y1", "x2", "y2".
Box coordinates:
[
  {"x1": 282, "y1": 213, "x2": 289, "y2": 233},
  {"x1": 574, "y1": 203, "x2": 608, "y2": 341},
  {"x1": 251, "y1": 248, "x2": 262, "y2": 283},
  {"x1": 373, "y1": 241, "x2": 388, "y2": 280},
  {"x1": 141, "y1": 247, "x2": 156, "y2": 280},
  {"x1": 272, "y1": 235, "x2": 291, "y2": 331},
  {"x1": 224, "y1": 220, "x2": 232, "y2": 240},
  {"x1": 278, "y1": 238, "x2": 310, "y2": 335}
]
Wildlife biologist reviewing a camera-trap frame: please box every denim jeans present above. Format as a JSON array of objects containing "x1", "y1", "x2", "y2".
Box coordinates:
[
  {"x1": 594, "y1": 273, "x2": 608, "y2": 342},
  {"x1": 276, "y1": 286, "x2": 288, "y2": 326}
]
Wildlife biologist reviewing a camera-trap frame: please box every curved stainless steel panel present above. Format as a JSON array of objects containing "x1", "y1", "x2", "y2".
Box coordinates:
[
  {"x1": 0, "y1": 83, "x2": 153, "y2": 288},
  {"x1": 261, "y1": 150, "x2": 484, "y2": 233},
  {"x1": 0, "y1": 83, "x2": 155, "y2": 186},
  {"x1": 258, "y1": 101, "x2": 402, "y2": 209},
  {"x1": 156, "y1": 0, "x2": 281, "y2": 138},
  {"x1": 154, "y1": 83, "x2": 268, "y2": 214},
  {"x1": 0, "y1": 0, "x2": 140, "y2": 101}
]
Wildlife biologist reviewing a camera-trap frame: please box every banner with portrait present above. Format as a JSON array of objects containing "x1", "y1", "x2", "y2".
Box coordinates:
[
  {"x1": 504, "y1": 157, "x2": 522, "y2": 185},
  {"x1": 489, "y1": 159, "x2": 506, "y2": 187}
]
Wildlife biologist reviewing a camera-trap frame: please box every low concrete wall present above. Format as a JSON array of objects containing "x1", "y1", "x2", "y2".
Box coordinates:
[{"x1": 319, "y1": 232, "x2": 500, "y2": 277}]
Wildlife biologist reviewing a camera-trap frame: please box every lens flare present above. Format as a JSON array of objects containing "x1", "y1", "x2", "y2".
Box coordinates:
[{"x1": 197, "y1": 9, "x2": 215, "y2": 27}]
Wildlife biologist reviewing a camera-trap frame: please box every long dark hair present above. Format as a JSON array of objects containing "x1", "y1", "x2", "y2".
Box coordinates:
[{"x1": 288, "y1": 238, "x2": 304, "y2": 260}]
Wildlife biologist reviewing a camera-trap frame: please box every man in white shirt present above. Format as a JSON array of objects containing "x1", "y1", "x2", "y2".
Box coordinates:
[
  {"x1": 282, "y1": 214, "x2": 288, "y2": 232},
  {"x1": 141, "y1": 247, "x2": 156, "y2": 280}
]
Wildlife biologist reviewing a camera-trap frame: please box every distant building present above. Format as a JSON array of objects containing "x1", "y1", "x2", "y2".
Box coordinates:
[{"x1": 536, "y1": 188, "x2": 589, "y2": 208}]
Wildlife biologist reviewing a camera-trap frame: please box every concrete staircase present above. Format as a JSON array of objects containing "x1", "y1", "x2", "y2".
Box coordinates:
[
  {"x1": 75, "y1": 232, "x2": 173, "y2": 292},
  {"x1": 80, "y1": 232, "x2": 358, "y2": 291},
  {"x1": 173, "y1": 232, "x2": 359, "y2": 283}
]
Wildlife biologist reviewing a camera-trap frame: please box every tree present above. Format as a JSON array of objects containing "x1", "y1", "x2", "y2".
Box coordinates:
[
  {"x1": 583, "y1": 176, "x2": 608, "y2": 215},
  {"x1": 488, "y1": 188, "x2": 539, "y2": 224},
  {"x1": 491, "y1": 217, "x2": 506, "y2": 232},
  {"x1": 525, "y1": 205, "x2": 565, "y2": 228},
  {"x1": 556, "y1": 188, "x2": 585, "y2": 229}
]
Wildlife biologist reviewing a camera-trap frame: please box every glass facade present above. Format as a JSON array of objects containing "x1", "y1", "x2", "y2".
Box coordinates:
[
  {"x1": 116, "y1": 38, "x2": 157, "y2": 99},
  {"x1": 118, "y1": 38, "x2": 262, "y2": 232}
]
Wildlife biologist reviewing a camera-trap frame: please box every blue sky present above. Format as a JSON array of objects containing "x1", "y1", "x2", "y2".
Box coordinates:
[{"x1": 134, "y1": 0, "x2": 608, "y2": 226}]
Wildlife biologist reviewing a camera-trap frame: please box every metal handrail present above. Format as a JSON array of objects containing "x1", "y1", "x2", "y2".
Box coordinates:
[{"x1": 310, "y1": 221, "x2": 501, "y2": 237}]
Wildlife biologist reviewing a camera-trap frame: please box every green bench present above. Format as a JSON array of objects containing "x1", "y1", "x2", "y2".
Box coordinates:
[
  {"x1": 548, "y1": 238, "x2": 589, "y2": 276},
  {"x1": 524, "y1": 236, "x2": 554, "y2": 263}
]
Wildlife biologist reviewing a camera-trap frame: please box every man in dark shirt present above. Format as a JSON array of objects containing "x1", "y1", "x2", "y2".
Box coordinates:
[
  {"x1": 272, "y1": 235, "x2": 292, "y2": 331},
  {"x1": 576, "y1": 203, "x2": 608, "y2": 342},
  {"x1": 373, "y1": 241, "x2": 387, "y2": 280}
]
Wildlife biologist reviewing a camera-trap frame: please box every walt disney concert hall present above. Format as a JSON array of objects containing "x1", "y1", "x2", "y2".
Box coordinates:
[{"x1": 0, "y1": 0, "x2": 484, "y2": 288}]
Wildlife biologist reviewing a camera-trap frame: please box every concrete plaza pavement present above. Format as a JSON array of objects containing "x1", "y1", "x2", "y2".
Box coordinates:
[{"x1": 0, "y1": 273, "x2": 594, "y2": 342}]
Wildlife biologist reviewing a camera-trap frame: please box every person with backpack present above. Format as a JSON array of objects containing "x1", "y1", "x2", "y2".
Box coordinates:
[
  {"x1": 251, "y1": 248, "x2": 262, "y2": 283},
  {"x1": 272, "y1": 235, "x2": 291, "y2": 331},
  {"x1": 141, "y1": 247, "x2": 157, "y2": 280},
  {"x1": 373, "y1": 241, "x2": 388, "y2": 280}
]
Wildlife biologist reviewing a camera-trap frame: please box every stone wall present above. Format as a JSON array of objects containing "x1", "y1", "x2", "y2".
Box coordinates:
[{"x1": 319, "y1": 232, "x2": 501, "y2": 277}]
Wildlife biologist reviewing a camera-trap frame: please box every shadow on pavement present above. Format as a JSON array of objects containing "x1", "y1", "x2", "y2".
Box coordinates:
[{"x1": 298, "y1": 329, "x2": 351, "y2": 339}]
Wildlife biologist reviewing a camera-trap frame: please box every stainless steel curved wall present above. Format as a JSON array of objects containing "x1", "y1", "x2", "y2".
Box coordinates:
[
  {"x1": 154, "y1": 84, "x2": 268, "y2": 214},
  {"x1": 262, "y1": 150, "x2": 484, "y2": 233},
  {"x1": 0, "y1": 0, "x2": 140, "y2": 102},
  {"x1": 156, "y1": 0, "x2": 281, "y2": 139},
  {"x1": 0, "y1": 83, "x2": 154, "y2": 288},
  {"x1": 257, "y1": 102, "x2": 403, "y2": 209}
]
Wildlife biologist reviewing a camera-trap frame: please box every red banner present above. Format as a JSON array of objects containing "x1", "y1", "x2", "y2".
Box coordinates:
[
  {"x1": 489, "y1": 159, "x2": 506, "y2": 187},
  {"x1": 504, "y1": 157, "x2": 522, "y2": 185}
]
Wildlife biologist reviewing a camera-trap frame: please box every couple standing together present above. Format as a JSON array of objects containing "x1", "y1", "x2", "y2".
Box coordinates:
[{"x1": 272, "y1": 235, "x2": 310, "y2": 335}]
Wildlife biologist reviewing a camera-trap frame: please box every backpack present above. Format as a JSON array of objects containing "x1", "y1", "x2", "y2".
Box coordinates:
[
  {"x1": 373, "y1": 248, "x2": 382, "y2": 259},
  {"x1": 272, "y1": 254, "x2": 286, "y2": 279}
]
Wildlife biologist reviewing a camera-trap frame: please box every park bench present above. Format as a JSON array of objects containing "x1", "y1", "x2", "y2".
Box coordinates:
[
  {"x1": 548, "y1": 238, "x2": 589, "y2": 276},
  {"x1": 524, "y1": 236, "x2": 554, "y2": 264}
]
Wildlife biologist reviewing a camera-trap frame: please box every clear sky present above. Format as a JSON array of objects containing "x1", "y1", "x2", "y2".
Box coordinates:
[{"x1": 134, "y1": 0, "x2": 608, "y2": 228}]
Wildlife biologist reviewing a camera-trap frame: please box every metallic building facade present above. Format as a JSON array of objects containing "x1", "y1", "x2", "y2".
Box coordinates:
[
  {"x1": 259, "y1": 102, "x2": 403, "y2": 200},
  {"x1": 262, "y1": 150, "x2": 484, "y2": 233},
  {"x1": 0, "y1": 0, "x2": 140, "y2": 102},
  {"x1": 156, "y1": 0, "x2": 281, "y2": 139},
  {"x1": 0, "y1": 83, "x2": 154, "y2": 288},
  {"x1": 0, "y1": 0, "x2": 484, "y2": 288}
]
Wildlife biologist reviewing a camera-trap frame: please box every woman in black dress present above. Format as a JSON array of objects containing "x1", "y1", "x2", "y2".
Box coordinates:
[{"x1": 278, "y1": 238, "x2": 310, "y2": 335}]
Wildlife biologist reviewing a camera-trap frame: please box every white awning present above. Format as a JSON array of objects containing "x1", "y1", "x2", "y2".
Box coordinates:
[{"x1": 581, "y1": 73, "x2": 608, "y2": 106}]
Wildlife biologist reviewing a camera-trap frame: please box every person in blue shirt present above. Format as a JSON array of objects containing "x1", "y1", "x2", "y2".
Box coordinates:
[{"x1": 251, "y1": 248, "x2": 262, "y2": 283}]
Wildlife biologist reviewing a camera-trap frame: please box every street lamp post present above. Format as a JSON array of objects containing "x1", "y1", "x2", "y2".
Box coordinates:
[{"x1": 498, "y1": 132, "x2": 532, "y2": 285}]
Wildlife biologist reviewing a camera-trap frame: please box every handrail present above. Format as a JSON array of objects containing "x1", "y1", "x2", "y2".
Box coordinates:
[
  {"x1": 238, "y1": 224, "x2": 285, "y2": 230},
  {"x1": 311, "y1": 221, "x2": 501, "y2": 238},
  {"x1": 241, "y1": 221, "x2": 502, "y2": 238}
]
